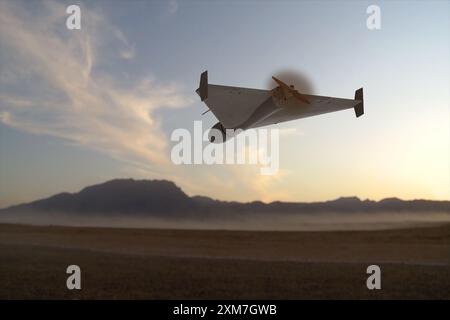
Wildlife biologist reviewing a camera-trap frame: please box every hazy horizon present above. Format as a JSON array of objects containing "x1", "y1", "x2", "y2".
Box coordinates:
[
  {"x1": 2, "y1": 177, "x2": 450, "y2": 210},
  {"x1": 2, "y1": 209, "x2": 450, "y2": 232}
]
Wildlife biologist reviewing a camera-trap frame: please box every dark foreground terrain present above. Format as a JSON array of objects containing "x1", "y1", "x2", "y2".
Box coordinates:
[{"x1": 0, "y1": 223, "x2": 449, "y2": 299}]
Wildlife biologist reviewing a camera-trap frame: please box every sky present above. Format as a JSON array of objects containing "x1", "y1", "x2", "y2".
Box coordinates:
[{"x1": 0, "y1": 0, "x2": 449, "y2": 208}]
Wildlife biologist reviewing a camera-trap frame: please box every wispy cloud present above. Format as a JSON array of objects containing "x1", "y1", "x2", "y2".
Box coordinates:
[
  {"x1": 0, "y1": 1, "x2": 193, "y2": 172},
  {"x1": 114, "y1": 28, "x2": 136, "y2": 60},
  {"x1": 0, "y1": 0, "x2": 293, "y2": 204}
]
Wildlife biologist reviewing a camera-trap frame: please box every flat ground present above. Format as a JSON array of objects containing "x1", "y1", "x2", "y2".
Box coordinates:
[{"x1": 0, "y1": 223, "x2": 449, "y2": 299}]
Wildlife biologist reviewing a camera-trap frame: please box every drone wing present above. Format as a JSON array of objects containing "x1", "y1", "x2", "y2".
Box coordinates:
[
  {"x1": 196, "y1": 71, "x2": 277, "y2": 129},
  {"x1": 250, "y1": 89, "x2": 364, "y2": 128}
]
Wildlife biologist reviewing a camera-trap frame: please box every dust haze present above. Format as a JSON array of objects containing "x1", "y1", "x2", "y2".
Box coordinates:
[{"x1": 1, "y1": 210, "x2": 450, "y2": 231}]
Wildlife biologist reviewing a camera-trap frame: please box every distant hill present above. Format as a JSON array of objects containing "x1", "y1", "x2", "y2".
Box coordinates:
[
  {"x1": 4, "y1": 179, "x2": 195, "y2": 216},
  {"x1": 1, "y1": 179, "x2": 449, "y2": 217}
]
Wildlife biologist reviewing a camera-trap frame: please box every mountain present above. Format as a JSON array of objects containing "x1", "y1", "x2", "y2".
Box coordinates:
[
  {"x1": 2, "y1": 179, "x2": 450, "y2": 217},
  {"x1": 4, "y1": 179, "x2": 195, "y2": 216}
]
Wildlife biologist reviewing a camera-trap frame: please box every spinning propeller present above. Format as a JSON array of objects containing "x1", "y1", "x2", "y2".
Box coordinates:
[{"x1": 272, "y1": 76, "x2": 310, "y2": 104}]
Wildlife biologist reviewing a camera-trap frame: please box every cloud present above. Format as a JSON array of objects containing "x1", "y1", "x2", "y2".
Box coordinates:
[
  {"x1": 0, "y1": 1, "x2": 291, "y2": 204},
  {"x1": 0, "y1": 0, "x2": 193, "y2": 172},
  {"x1": 113, "y1": 28, "x2": 136, "y2": 60}
]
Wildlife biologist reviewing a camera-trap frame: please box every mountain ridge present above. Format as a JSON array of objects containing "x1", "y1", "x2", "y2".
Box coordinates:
[{"x1": 2, "y1": 178, "x2": 449, "y2": 216}]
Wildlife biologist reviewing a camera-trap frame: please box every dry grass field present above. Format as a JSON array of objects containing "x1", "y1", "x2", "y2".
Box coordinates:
[{"x1": 0, "y1": 223, "x2": 449, "y2": 299}]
